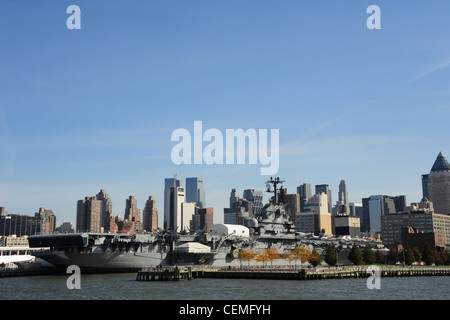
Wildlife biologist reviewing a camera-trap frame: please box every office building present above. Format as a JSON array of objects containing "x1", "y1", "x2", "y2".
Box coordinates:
[
  {"x1": 164, "y1": 177, "x2": 182, "y2": 230},
  {"x1": 338, "y1": 180, "x2": 349, "y2": 205},
  {"x1": 427, "y1": 152, "x2": 450, "y2": 214},
  {"x1": 381, "y1": 209, "x2": 450, "y2": 248},
  {"x1": 333, "y1": 214, "x2": 361, "y2": 238},
  {"x1": 297, "y1": 183, "x2": 312, "y2": 211},
  {"x1": 229, "y1": 188, "x2": 240, "y2": 209},
  {"x1": 315, "y1": 184, "x2": 332, "y2": 213},
  {"x1": 143, "y1": 196, "x2": 158, "y2": 231},
  {"x1": 1, "y1": 214, "x2": 43, "y2": 236},
  {"x1": 296, "y1": 192, "x2": 332, "y2": 235},
  {"x1": 243, "y1": 189, "x2": 263, "y2": 215},
  {"x1": 36, "y1": 208, "x2": 56, "y2": 234},
  {"x1": 361, "y1": 195, "x2": 406, "y2": 234},
  {"x1": 186, "y1": 177, "x2": 205, "y2": 208}
]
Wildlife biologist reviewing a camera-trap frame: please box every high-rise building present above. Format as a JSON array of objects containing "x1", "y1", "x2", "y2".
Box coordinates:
[
  {"x1": 315, "y1": 184, "x2": 332, "y2": 213},
  {"x1": 36, "y1": 208, "x2": 56, "y2": 234},
  {"x1": 166, "y1": 186, "x2": 195, "y2": 232},
  {"x1": 191, "y1": 207, "x2": 213, "y2": 232},
  {"x1": 297, "y1": 183, "x2": 312, "y2": 211},
  {"x1": 229, "y1": 188, "x2": 240, "y2": 209},
  {"x1": 96, "y1": 189, "x2": 113, "y2": 230},
  {"x1": 164, "y1": 177, "x2": 182, "y2": 230},
  {"x1": 361, "y1": 195, "x2": 405, "y2": 234},
  {"x1": 427, "y1": 152, "x2": 450, "y2": 215},
  {"x1": 296, "y1": 192, "x2": 332, "y2": 236},
  {"x1": 143, "y1": 196, "x2": 158, "y2": 231},
  {"x1": 76, "y1": 196, "x2": 102, "y2": 233},
  {"x1": 186, "y1": 177, "x2": 205, "y2": 208},
  {"x1": 338, "y1": 180, "x2": 349, "y2": 205},
  {"x1": 0, "y1": 214, "x2": 43, "y2": 236},
  {"x1": 125, "y1": 196, "x2": 141, "y2": 222},
  {"x1": 243, "y1": 189, "x2": 263, "y2": 215}
]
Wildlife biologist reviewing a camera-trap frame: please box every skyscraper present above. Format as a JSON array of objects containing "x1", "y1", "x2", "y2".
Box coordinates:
[
  {"x1": 338, "y1": 180, "x2": 349, "y2": 205},
  {"x1": 315, "y1": 184, "x2": 332, "y2": 213},
  {"x1": 229, "y1": 188, "x2": 240, "y2": 209},
  {"x1": 186, "y1": 177, "x2": 205, "y2": 208},
  {"x1": 143, "y1": 196, "x2": 158, "y2": 231},
  {"x1": 166, "y1": 186, "x2": 195, "y2": 232},
  {"x1": 96, "y1": 189, "x2": 113, "y2": 231},
  {"x1": 125, "y1": 196, "x2": 141, "y2": 222},
  {"x1": 427, "y1": 152, "x2": 450, "y2": 215},
  {"x1": 164, "y1": 177, "x2": 181, "y2": 229},
  {"x1": 243, "y1": 189, "x2": 263, "y2": 215},
  {"x1": 297, "y1": 183, "x2": 312, "y2": 211}
]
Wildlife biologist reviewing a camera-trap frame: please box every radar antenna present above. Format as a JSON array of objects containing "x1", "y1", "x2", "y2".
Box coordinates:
[{"x1": 265, "y1": 177, "x2": 285, "y2": 204}]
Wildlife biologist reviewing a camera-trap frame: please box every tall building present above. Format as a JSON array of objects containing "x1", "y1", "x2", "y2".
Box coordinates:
[
  {"x1": 76, "y1": 197, "x2": 102, "y2": 233},
  {"x1": 243, "y1": 189, "x2": 263, "y2": 215},
  {"x1": 166, "y1": 186, "x2": 195, "y2": 232},
  {"x1": 296, "y1": 192, "x2": 332, "y2": 236},
  {"x1": 164, "y1": 177, "x2": 182, "y2": 230},
  {"x1": 285, "y1": 193, "x2": 300, "y2": 223},
  {"x1": 186, "y1": 177, "x2": 205, "y2": 208},
  {"x1": 427, "y1": 152, "x2": 450, "y2": 215},
  {"x1": 143, "y1": 196, "x2": 158, "y2": 231},
  {"x1": 125, "y1": 196, "x2": 141, "y2": 222},
  {"x1": 315, "y1": 184, "x2": 332, "y2": 213},
  {"x1": 361, "y1": 195, "x2": 405, "y2": 234},
  {"x1": 191, "y1": 207, "x2": 213, "y2": 232},
  {"x1": 229, "y1": 188, "x2": 240, "y2": 209},
  {"x1": 338, "y1": 180, "x2": 349, "y2": 205},
  {"x1": 36, "y1": 208, "x2": 56, "y2": 234},
  {"x1": 96, "y1": 189, "x2": 113, "y2": 231},
  {"x1": 297, "y1": 183, "x2": 312, "y2": 211}
]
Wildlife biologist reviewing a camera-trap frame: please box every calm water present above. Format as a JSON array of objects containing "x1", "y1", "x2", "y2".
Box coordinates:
[{"x1": 0, "y1": 273, "x2": 449, "y2": 300}]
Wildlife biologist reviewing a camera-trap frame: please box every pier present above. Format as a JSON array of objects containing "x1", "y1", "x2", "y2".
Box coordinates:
[
  {"x1": 136, "y1": 266, "x2": 450, "y2": 282},
  {"x1": 136, "y1": 267, "x2": 204, "y2": 281}
]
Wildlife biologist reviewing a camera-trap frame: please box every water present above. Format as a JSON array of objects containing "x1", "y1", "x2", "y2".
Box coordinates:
[{"x1": 1, "y1": 273, "x2": 449, "y2": 300}]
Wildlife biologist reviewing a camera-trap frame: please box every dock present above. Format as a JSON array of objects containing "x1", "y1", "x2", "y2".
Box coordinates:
[
  {"x1": 136, "y1": 267, "x2": 204, "y2": 281},
  {"x1": 136, "y1": 266, "x2": 450, "y2": 281}
]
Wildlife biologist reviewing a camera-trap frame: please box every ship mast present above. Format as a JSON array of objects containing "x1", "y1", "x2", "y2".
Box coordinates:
[{"x1": 265, "y1": 177, "x2": 285, "y2": 204}]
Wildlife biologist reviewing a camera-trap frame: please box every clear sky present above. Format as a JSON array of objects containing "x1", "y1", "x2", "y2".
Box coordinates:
[{"x1": 0, "y1": 1, "x2": 449, "y2": 227}]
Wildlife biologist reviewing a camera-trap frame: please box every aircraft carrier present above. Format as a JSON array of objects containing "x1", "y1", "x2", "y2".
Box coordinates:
[{"x1": 29, "y1": 178, "x2": 383, "y2": 273}]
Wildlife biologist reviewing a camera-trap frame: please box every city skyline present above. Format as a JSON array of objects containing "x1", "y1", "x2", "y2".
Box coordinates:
[{"x1": 1, "y1": 1, "x2": 450, "y2": 225}]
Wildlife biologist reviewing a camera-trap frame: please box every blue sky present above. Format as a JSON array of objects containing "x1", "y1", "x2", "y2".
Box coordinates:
[{"x1": 0, "y1": 1, "x2": 449, "y2": 227}]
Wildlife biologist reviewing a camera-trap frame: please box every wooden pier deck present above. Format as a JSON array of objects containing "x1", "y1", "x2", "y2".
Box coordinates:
[{"x1": 136, "y1": 266, "x2": 450, "y2": 282}]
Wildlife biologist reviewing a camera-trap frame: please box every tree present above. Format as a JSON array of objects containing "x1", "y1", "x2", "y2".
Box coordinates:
[
  {"x1": 266, "y1": 248, "x2": 280, "y2": 267},
  {"x1": 292, "y1": 247, "x2": 311, "y2": 269},
  {"x1": 387, "y1": 247, "x2": 400, "y2": 264},
  {"x1": 240, "y1": 249, "x2": 256, "y2": 267},
  {"x1": 422, "y1": 243, "x2": 435, "y2": 265},
  {"x1": 324, "y1": 245, "x2": 337, "y2": 266},
  {"x1": 375, "y1": 249, "x2": 384, "y2": 264},
  {"x1": 348, "y1": 245, "x2": 363, "y2": 265},
  {"x1": 255, "y1": 250, "x2": 270, "y2": 268},
  {"x1": 363, "y1": 245, "x2": 376, "y2": 265},
  {"x1": 404, "y1": 245, "x2": 415, "y2": 266},
  {"x1": 308, "y1": 248, "x2": 323, "y2": 267},
  {"x1": 413, "y1": 247, "x2": 421, "y2": 263}
]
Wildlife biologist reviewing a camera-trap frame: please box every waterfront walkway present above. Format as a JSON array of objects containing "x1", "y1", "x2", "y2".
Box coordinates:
[{"x1": 136, "y1": 265, "x2": 450, "y2": 281}]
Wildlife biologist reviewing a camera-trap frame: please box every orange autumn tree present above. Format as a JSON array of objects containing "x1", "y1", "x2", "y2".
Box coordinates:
[
  {"x1": 265, "y1": 248, "x2": 280, "y2": 267},
  {"x1": 292, "y1": 247, "x2": 311, "y2": 269},
  {"x1": 240, "y1": 249, "x2": 256, "y2": 267},
  {"x1": 255, "y1": 250, "x2": 270, "y2": 267}
]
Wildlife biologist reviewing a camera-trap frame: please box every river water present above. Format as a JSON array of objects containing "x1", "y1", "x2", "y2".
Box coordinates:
[{"x1": 0, "y1": 273, "x2": 448, "y2": 300}]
